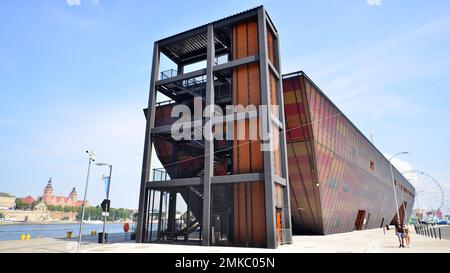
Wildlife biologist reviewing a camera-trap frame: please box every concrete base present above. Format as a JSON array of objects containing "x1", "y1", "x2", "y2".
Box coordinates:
[{"x1": 1, "y1": 226, "x2": 449, "y2": 253}]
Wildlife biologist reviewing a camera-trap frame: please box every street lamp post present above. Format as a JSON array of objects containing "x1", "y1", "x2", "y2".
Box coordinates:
[
  {"x1": 389, "y1": 152, "x2": 409, "y2": 225},
  {"x1": 77, "y1": 150, "x2": 96, "y2": 253},
  {"x1": 96, "y1": 163, "x2": 112, "y2": 245}
]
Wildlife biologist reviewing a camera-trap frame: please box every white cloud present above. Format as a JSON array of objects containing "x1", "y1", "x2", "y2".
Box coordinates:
[
  {"x1": 66, "y1": 0, "x2": 81, "y2": 6},
  {"x1": 366, "y1": 0, "x2": 382, "y2": 6},
  {"x1": 383, "y1": 153, "x2": 413, "y2": 173}
]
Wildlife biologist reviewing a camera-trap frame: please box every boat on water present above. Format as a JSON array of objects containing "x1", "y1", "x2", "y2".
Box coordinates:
[{"x1": 84, "y1": 216, "x2": 103, "y2": 224}]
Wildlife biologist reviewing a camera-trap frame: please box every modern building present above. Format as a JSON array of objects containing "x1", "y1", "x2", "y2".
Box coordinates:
[
  {"x1": 0, "y1": 192, "x2": 16, "y2": 210},
  {"x1": 136, "y1": 6, "x2": 291, "y2": 249},
  {"x1": 41, "y1": 178, "x2": 88, "y2": 208},
  {"x1": 283, "y1": 71, "x2": 415, "y2": 234},
  {"x1": 136, "y1": 6, "x2": 415, "y2": 248}
]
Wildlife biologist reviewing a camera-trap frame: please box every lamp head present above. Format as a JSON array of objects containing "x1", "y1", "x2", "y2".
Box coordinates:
[{"x1": 86, "y1": 150, "x2": 96, "y2": 161}]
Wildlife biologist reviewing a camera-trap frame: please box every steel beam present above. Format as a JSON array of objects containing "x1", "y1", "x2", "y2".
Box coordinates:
[
  {"x1": 151, "y1": 109, "x2": 259, "y2": 135},
  {"x1": 268, "y1": 60, "x2": 280, "y2": 80},
  {"x1": 147, "y1": 177, "x2": 202, "y2": 188},
  {"x1": 213, "y1": 55, "x2": 259, "y2": 72},
  {"x1": 273, "y1": 175, "x2": 287, "y2": 187},
  {"x1": 265, "y1": 11, "x2": 278, "y2": 39},
  {"x1": 136, "y1": 43, "x2": 160, "y2": 243},
  {"x1": 146, "y1": 173, "x2": 264, "y2": 190},
  {"x1": 274, "y1": 31, "x2": 292, "y2": 244},
  {"x1": 202, "y1": 24, "x2": 215, "y2": 246},
  {"x1": 258, "y1": 7, "x2": 277, "y2": 249},
  {"x1": 212, "y1": 173, "x2": 264, "y2": 184}
]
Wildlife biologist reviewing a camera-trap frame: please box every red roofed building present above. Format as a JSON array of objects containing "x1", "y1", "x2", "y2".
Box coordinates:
[
  {"x1": 42, "y1": 178, "x2": 89, "y2": 208},
  {"x1": 19, "y1": 196, "x2": 36, "y2": 205}
]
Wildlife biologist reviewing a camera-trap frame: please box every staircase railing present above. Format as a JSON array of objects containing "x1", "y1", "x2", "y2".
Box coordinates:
[{"x1": 152, "y1": 168, "x2": 170, "y2": 181}]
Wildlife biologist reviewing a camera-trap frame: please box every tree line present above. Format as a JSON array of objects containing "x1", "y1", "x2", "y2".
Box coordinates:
[{"x1": 14, "y1": 199, "x2": 133, "y2": 221}]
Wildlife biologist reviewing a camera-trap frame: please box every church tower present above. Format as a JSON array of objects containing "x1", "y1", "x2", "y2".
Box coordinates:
[
  {"x1": 43, "y1": 178, "x2": 53, "y2": 203},
  {"x1": 69, "y1": 187, "x2": 78, "y2": 203}
]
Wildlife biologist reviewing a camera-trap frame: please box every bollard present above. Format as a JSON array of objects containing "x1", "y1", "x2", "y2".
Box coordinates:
[
  {"x1": 26, "y1": 234, "x2": 31, "y2": 240},
  {"x1": 20, "y1": 234, "x2": 25, "y2": 241},
  {"x1": 433, "y1": 228, "x2": 437, "y2": 239},
  {"x1": 439, "y1": 228, "x2": 442, "y2": 240}
]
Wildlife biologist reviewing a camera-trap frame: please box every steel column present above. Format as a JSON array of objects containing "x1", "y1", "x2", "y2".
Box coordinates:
[
  {"x1": 136, "y1": 43, "x2": 160, "y2": 243},
  {"x1": 202, "y1": 24, "x2": 215, "y2": 246},
  {"x1": 275, "y1": 33, "x2": 292, "y2": 244},
  {"x1": 257, "y1": 7, "x2": 277, "y2": 249}
]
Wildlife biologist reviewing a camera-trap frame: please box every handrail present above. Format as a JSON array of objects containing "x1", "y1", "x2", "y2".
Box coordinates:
[{"x1": 151, "y1": 168, "x2": 170, "y2": 181}]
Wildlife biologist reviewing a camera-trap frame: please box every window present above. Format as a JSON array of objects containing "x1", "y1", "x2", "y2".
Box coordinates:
[
  {"x1": 370, "y1": 161, "x2": 375, "y2": 171},
  {"x1": 343, "y1": 184, "x2": 350, "y2": 192}
]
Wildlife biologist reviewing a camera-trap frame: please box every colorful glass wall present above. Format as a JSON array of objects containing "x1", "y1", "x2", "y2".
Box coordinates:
[{"x1": 283, "y1": 72, "x2": 415, "y2": 235}]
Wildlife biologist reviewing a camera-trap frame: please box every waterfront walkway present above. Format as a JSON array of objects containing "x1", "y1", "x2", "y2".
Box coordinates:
[{"x1": 1, "y1": 226, "x2": 449, "y2": 253}]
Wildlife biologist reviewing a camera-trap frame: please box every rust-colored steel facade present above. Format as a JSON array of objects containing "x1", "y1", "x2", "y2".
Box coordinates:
[
  {"x1": 136, "y1": 6, "x2": 292, "y2": 249},
  {"x1": 283, "y1": 72, "x2": 415, "y2": 235},
  {"x1": 137, "y1": 6, "x2": 416, "y2": 249}
]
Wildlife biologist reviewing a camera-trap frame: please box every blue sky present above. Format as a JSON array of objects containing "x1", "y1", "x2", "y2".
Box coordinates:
[{"x1": 1, "y1": 0, "x2": 450, "y2": 210}]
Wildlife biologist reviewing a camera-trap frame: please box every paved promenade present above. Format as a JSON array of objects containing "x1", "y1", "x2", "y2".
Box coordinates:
[{"x1": 1, "y1": 226, "x2": 449, "y2": 253}]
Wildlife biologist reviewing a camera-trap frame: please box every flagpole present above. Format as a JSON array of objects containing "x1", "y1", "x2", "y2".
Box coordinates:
[{"x1": 97, "y1": 163, "x2": 112, "y2": 245}]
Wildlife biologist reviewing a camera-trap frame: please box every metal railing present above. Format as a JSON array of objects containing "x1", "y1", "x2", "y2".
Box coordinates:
[
  {"x1": 183, "y1": 75, "x2": 207, "y2": 88},
  {"x1": 160, "y1": 69, "x2": 178, "y2": 80},
  {"x1": 152, "y1": 168, "x2": 170, "y2": 181}
]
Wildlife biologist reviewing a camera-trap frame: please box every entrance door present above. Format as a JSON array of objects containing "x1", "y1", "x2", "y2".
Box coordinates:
[
  {"x1": 276, "y1": 209, "x2": 282, "y2": 244},
  {"x1": 355, "y1": 210, "x2": 366, "y2": 230}
]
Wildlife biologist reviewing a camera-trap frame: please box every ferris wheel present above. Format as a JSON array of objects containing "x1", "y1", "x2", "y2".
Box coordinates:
[{"x1": 402, "y1": 170, "x2": 445, "y2": 221}]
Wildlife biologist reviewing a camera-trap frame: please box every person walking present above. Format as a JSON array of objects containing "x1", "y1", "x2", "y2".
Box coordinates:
[
  {"x1": 403, "y1": 224, "x2": 410, "y2": 248},
  {"x1": 395, "y1": 223, "x2": 405, "y2": 248}
]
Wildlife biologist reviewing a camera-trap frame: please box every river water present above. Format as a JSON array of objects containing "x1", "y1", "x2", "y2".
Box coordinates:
[{"x1": 0, "y1": 223, "x2": 132, "y2": 241}]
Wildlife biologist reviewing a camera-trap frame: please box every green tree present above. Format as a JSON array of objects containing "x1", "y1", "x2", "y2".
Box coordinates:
[
  {"x1": 15, "y1": 199, "x2": 28, "y2": 210},
  {"x1": 30, "y1": 200, "x2": 40, "y2": 210}
]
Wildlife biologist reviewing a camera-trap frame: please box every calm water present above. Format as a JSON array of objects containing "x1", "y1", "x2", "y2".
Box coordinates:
[{"x1": 0, "y1": 223, "x2": 132, "y2": 241}]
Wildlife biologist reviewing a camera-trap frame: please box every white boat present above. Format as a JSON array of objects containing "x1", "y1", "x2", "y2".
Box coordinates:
[{"x1": 84, "y1": 216, "x2": 103, "y2": 224}]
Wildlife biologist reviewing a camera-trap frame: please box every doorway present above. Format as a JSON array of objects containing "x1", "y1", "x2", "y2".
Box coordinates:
[
  {"x1": 354, "y1": 210, "x2": 366, "y2": 230},
  {"x1": 276, "y1": 209, "x2": 282, "y2": 244}
]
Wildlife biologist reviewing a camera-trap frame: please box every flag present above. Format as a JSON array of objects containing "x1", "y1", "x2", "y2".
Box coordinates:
[{"x1": 102, "y1": 175, "x2": 111, "y2": 198}]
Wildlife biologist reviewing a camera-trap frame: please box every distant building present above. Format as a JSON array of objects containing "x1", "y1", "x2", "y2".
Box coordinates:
[
  {"x1": 0, "y1": 192, "x2": 16, "y2": 210},
  {"x1": 42, "y1": 178, "x2": 88, "y2": 208},
  {"x1": 19, "y1": 196, "x2": 36, "y2": 206}
]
